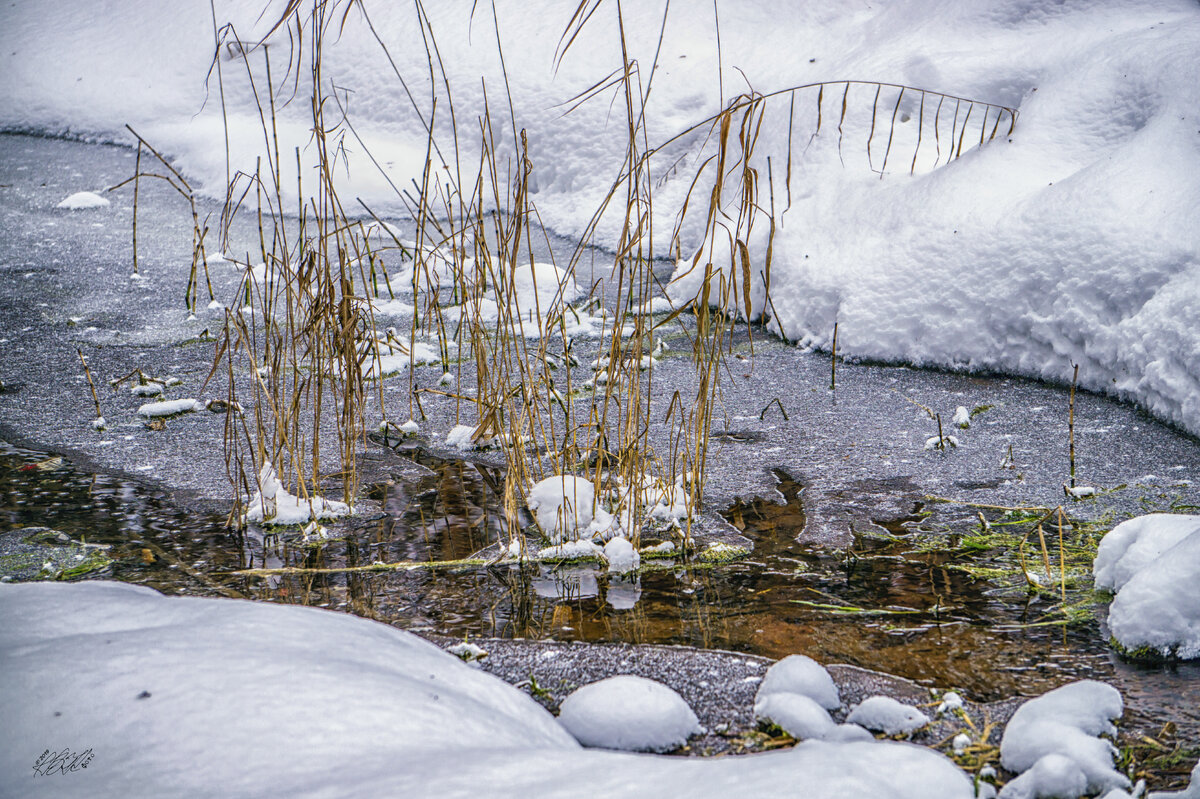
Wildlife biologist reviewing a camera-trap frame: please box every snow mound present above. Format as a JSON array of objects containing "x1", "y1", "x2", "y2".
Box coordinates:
[
  {"x1": 137, "y1": 398, "x2": 203, "y2": 416},
  {"x1": 557, "y1": 676, "x2": 701, "y2": 753},
  {"x1": 755, "y1": 654, "x2": 842, "y2": 710},
  {"x1": 998, "y1": 753, "x2": 1088, "y2": 799},
  {"x1": 846, "y1": 696, "x2": 930, "y2": 737},
  {"x1": 55, "y1": 190, "x2": 110, "y2": 209},
  {"x1": 999, "y1": 681, "x2": 1129, "y2": 796},
  {"x1": 1094, "y1": 514, "x2": 1200, "y2": 659},
  {"x1": 1094, "y1": 514, "x2": 1200, "y2": 591},
  {"x1": 604, "y1": 536, "x2": 639, "y2": 574},
  {"x1": 243, "y1": 461, "x2": 352, "y2": 525},
  {"x1": 527, "y1": 475, "x2": 620, "y2": 543},
  {"x1": 754, "y1": 692, "x2": 871, "y2": 742}
]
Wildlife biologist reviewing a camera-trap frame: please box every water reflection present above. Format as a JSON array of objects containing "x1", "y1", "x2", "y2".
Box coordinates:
[{"x1": 2, "y1": 439, "x2": 1198, "y2": 742}]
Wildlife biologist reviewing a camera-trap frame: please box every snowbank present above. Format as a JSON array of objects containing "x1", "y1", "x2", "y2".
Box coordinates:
[
  {"x1": 4, "y1": 1, "x2": 1200, "y2": 433},
  {"x1": 1, "y1": 581, "x2": 979, "y2": 799}
]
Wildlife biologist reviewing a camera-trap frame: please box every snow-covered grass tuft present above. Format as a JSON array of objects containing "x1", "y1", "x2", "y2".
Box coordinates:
[{"x1": 243, "y1": 462, "x2": 352, "y2": 526}]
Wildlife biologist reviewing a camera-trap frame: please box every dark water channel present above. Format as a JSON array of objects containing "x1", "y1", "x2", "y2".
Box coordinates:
[{"x1": 2, "y1": 437, "x2": 1198, "y2": 745}]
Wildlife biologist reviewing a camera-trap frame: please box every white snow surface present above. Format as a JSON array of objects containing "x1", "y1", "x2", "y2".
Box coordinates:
[
  {"x1": 1094, "y1": 514, "x2": 1200, "y2": 659},
  {"x1": 846, "y1": 696, "x2": 931, "y2": 737},
  {"x1": 136, "y1": 398, "x2": 203, "y2": 417},
  {"x1": 2, "y1": 582, "x2": 979, "y2": 798},
  {"x1": 557, "y1": 675, "x2": 701, "y2": 753},
  {"x1": 755, "y1": 653, "x2": 842, "y2": 711},
  {"x1": 997, "y1": 753, "x2": 1088, "y2": 799},
  {"x1": 999, "y1": 680, "x2": 1129, "y2": 796},
  {"x1": 1094, "y1": 514, "x2": 1200, "y2": 591},
  {"x1": 754, "y1": 693, "x2": 872, "y2": 743},
  {"x1": 527, "y1": 475, "x2": 620, "y2": 543},
  {"x1": 55, "y1": 190, "x2": 110, "y2": 209},
  {"x1": 6, "y1": 1, "x2": 1200, "y2": 434},
  {"x1": 604, "y1": 536, "x2": 640, "y2": 574}
]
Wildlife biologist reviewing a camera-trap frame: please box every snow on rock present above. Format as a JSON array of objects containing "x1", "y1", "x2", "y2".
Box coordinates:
[
  {"x1": 755, "y1": 654, "x2": 842, "y2": 711},
  {"x1": 136, "y1": 397, "x2": 203, "y2": 416},
  {"x1": 55, "y1": 190, "x2": 110, "y2": 209},
  {"x1": 937, "y1": 691, "x2": 965, "y2": 716},
  {"x1": 1093, "y1": 514, "x2": 1200, "y2": 659},
  {"x1": 603, "y1": 536, "x2": 639, "y2": 574},
  {"x1": 999, "y1": 681, "x2": 1129, "y2": 796},
  {"x1": 557, "y1": 675, "x2": 701, "y2": 752},
  {"x1": 998, "y1": 753, "x2": 1088, "y2": 799},
  {"x1": 536, "y1": 539, "x2": 604, "y2": 561},
  {"x1": 243, "y1": 461, "x2": 352, "y2": 525},
  {"x1": 847, "y1": 696, "x2": 931, "y2": 737}
]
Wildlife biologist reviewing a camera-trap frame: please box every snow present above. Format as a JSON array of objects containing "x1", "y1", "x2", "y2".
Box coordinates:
[
  {"x1": 754, "y1": 692, "x2": 872, "y2": 743},
  {"x1": 7, "y1": 2, "x2": 1200, "y2": 433},
  {"x1": 1094, "y1": 514, "x2": 1200, "y2": 592},
  {"x1": 536, "y1": 540, "x2": 604, "y2": 562},
  {"x1": 998, "y1": 753, "x2": 1087, "y2": 799},
  {"x1": 604, "y1": 536, "x2": 640, "y2": 574},
  {"x1": 999, "y1": 680, "x2": 1129, "y2": 796},
  {"x1": 937, "y1": 691, "x2": 965, "y2": 716},
  {"x1": 1093, "y1": 514, "x2": 1200, "y2": 659},
  {"x1": 556, "y1": 675, "x2": 701, "y2": 753},
  {"x1": 846, "y1": 696, "x2": 931, "y2": 737},
  {"x1": 55, "y1": 191, "x2": 109, "y2": 210},
  {"x1": 136, "y1": 398, "x2": 203, "y2": 416},
  {"x1": 242, "y1": 461, "x2": 352, "y2": 525},
  {"x1": 952, "y1": 407, "x2": 971, "y2": 429},
  {"x1": 755, "y1": 654, "x2": 842, "y2": 711},
  {"x1": 527, "y1": 475, "x2": 620, "y2": 543},
  {"x1": 445, "y1": 424, "x2": 496, "y2": 451}
]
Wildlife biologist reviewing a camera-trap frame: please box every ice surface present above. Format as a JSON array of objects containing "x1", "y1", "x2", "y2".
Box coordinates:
[
  {"x1": 999, "y1": 681, "x2": 1129, "y2": 795},
  {"x1": 557, "y1": 675, "x2": 701, "y2": 752},
  {"x1": 55, "y1": 190, "x2": 110, "y2": 209},
  {"x1": 846, "y1": 696, "x2": 931, "y2": 737},
  {"x1": 755, "y1": 654, "x2": 842, "y2": 710}
]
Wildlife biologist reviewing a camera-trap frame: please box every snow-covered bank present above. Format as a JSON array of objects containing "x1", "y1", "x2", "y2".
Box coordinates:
[
  {"x1": 0, "y1": 581, "x2": 976, "y2": 798},
  {"x1": 3, "y1": 0, "x2": 1199, "y2": 437}
]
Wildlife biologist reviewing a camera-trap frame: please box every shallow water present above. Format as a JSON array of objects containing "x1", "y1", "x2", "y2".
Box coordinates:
[{"x1": 3, "y1": 437, "x2": 1198, "y2": 747}]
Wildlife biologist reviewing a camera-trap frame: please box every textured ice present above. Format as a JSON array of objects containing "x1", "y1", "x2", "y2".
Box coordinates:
[{"x1": 557, "y1": 675, "x2": 701, "y2": 753}]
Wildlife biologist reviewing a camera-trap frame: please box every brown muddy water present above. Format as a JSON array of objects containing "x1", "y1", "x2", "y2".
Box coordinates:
[{"x1": 2, "y1": 437, "x2": 1198, "y2": 746}]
